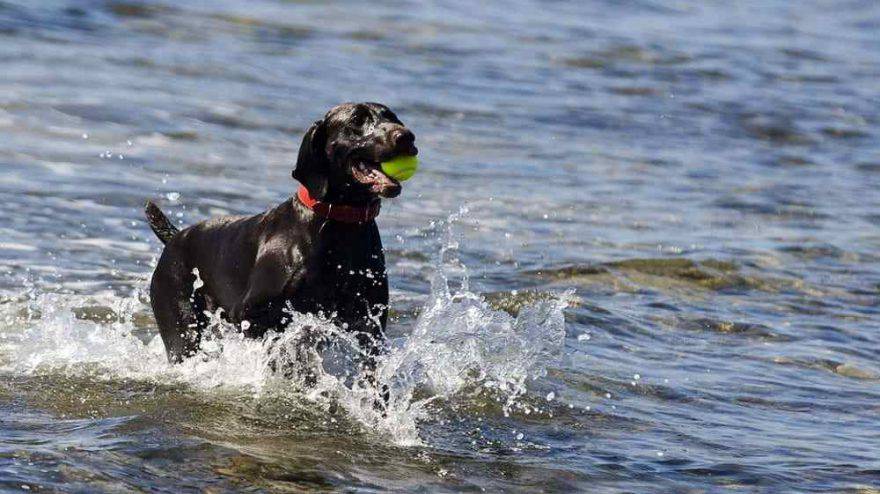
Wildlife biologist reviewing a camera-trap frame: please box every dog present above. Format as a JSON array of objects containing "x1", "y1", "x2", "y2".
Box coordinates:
[{"x1": 144, "y1": 102, "x2": 417, "y2": 377}]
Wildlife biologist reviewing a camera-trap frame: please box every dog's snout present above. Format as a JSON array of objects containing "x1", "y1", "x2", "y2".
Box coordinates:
[
  {"x1": 393, "y1": 128, "x2": 414, "y2": 146},
  {"x1": 390, "y1": 127, "x2": 416, "y2": 155}
]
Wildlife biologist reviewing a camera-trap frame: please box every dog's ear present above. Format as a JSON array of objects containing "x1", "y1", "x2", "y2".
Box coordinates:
[{"x1": 292, "y1": 119, "x2": 329, "y2": 199}]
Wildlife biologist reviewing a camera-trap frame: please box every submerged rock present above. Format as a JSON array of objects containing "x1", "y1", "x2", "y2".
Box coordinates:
[{"x1": 528, "y1": 258, "x2": 768, "y2": 293}]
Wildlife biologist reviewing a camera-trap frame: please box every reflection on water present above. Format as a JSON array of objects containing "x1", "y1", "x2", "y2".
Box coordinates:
[{"x1": 1, "y1": 0, "x2": 879, "y2": 491}]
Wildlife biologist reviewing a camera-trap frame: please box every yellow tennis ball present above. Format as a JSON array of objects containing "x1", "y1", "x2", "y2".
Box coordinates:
[{"x1": 381, "y1": 155, "x2": 419, "y2": 181}]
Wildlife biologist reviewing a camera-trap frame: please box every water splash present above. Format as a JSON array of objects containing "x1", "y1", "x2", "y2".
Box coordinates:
[{"x1": 0, "y1": 211, "x2": 573, "y2": 445}]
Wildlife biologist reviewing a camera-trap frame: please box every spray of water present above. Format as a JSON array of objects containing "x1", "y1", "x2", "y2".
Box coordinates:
[{"x1": 0, "y1": 210, "x2": 574, "y2": 445}]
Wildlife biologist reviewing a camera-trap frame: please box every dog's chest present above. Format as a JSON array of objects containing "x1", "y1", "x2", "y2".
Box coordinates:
[
  {"x1": 289, "y1": 245, "x2": 387, "y2": 315},
  {"x1": 321, "y1": 254, "x2": 383, "y2": 296}
]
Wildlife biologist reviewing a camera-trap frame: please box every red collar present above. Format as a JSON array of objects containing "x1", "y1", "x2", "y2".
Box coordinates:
[{"x1": 296, "y1": 186, "x2": 381, "y2": 224}]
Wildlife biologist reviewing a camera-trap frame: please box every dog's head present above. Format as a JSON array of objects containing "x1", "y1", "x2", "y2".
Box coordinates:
[{"x1": 292, "y1": 102, "x2": 417, "y2": 203}]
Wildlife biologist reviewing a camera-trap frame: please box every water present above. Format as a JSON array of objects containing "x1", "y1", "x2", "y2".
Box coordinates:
[{"x1": 1, "y1": 0, "x2": 879, "y2": 491}]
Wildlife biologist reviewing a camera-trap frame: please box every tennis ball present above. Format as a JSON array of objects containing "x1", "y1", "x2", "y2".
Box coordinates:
[{"x1": 381, "y1": 155, "x2": 419, "y2": 181}]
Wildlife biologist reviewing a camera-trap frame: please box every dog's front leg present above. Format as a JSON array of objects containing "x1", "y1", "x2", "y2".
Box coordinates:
[{"x1": 347, "y1": 313, "x2": 389, "y2": 411}]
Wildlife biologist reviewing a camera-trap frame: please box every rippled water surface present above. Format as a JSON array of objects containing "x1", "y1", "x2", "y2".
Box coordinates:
[{"x1": 1, "y1": 0, "x2": 879, "y2": 492}]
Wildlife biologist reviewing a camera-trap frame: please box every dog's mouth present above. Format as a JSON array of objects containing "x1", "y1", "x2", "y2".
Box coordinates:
[{"x1": 352, "y1": 161, "x2": 401, "y2": 198}]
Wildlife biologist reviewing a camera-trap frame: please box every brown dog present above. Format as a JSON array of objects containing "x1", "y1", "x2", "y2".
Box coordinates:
[{"x1": 145, "y1": 102, "x2": 417, "y2": 369}]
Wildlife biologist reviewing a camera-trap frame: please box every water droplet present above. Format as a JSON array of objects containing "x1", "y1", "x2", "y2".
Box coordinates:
[
  {"x1": 545, "y1": 391, "x2": 555, "y2": 401},
  {"x1": 166, "y1": 192, "x2": 180, "y2": 202},
  {"x1": 516, "y1": 432, "x2": 524, "y2": 440},
  {"x1": 191, "y1": 268, "x2": 204, "y2": 290}
]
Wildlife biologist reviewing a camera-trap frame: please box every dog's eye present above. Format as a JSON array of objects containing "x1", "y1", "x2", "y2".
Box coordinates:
[{"x1": 350, "y1": 112, "x2": 369, "y2": 128}]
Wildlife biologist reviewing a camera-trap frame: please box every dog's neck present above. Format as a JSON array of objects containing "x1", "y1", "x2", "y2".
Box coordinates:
[{"x1": 296, "y1": 185, "x2": 380, "y2": 224}]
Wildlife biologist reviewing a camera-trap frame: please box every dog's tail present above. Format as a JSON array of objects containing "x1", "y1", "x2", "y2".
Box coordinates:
[{"x1": 145, "y1": 201, "x2": 179, "y2": 245}]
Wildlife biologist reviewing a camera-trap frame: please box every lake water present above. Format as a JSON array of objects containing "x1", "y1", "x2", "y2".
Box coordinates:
[{"x1": 1, "y1": 0, "x2": 879, "y2": 492}]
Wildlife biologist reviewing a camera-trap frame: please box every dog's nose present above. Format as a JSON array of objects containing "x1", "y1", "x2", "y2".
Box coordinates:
[
  {"x1": 391, "y1": 127, "x2": 416, "y2": 153},
  {"x1": 393, "y1": 128, "x2": 414, "y2": 146}
]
